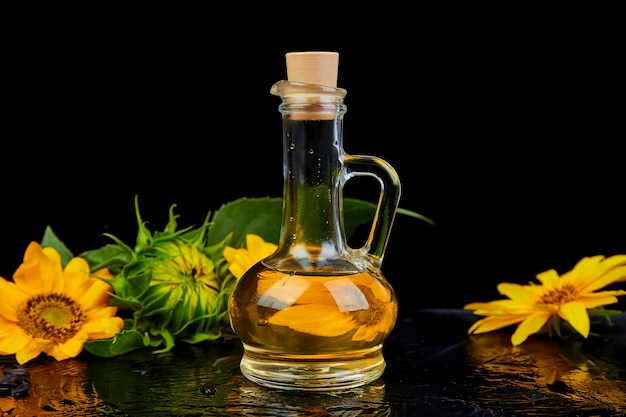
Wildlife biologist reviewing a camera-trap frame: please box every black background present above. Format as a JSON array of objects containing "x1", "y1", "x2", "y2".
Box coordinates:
[{"x1": 3, "y1": 8, "x2": 624, "y2": 312}]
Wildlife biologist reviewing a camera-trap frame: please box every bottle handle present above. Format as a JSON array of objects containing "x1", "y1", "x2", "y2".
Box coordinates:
[{"x1": 342, "y1": 155, "x2": 401, "y2": 271}]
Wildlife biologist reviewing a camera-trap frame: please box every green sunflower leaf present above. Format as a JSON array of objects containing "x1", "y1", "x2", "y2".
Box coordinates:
[
  {"x1": 80, "y1": 243, "x2": 133, "y2": 273},
  {"x1": 149, "y1": 328, "x2": 176, "y2": 354},
  {"x1": 182, "y1": 331, "x2": 223, "y2": 344},
  {"x1": 206, "y1": 196, "x2": 431, "y2": 249},
  {"x1": 83, "y1": 328, "x2": 147, "y2": 358},
  {"x1": 342, "y1": 198, "x2": 377, "y2": 237},
  {"x1": 208, "y1": 197, "x2": 283, "y2": 247},
  {"x1": 41, "y1": 226, "x2": 74, "y2": 267},
  {"x1": 205, "y1": 197, "x2": 380, "y2": 248},
  {"x1": 397, "y1": 207, "x2": 435, "y2": 225}
]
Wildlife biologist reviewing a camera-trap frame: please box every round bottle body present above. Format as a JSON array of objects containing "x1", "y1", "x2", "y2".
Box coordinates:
[{"x1": 228, "y1": 261, "x2": 398, "y2": 390}]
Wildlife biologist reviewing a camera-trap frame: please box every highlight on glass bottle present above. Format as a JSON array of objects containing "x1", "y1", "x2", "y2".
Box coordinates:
[{"x1": 228, "y1": 51, "x2": 401, "y2": 391}]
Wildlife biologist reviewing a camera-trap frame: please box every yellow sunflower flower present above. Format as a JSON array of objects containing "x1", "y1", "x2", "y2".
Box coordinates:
[
  {"x1": 0, "y1": 242, "x2": 124, "y2": 364},
  {"x1": 464, "y1": 254, "x2": 626, "y2": 346},
  {"x1": 223, "y1": 234, "x2": 278, "y2": 279}
]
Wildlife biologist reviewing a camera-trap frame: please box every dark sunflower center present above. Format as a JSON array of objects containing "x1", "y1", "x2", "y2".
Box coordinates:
[
  {"x1": 540, "y1": 283, "x2": 578, "y2": 305},
  {"x1": 18, "y1": 293, "x2": 86, "y2": 344}
]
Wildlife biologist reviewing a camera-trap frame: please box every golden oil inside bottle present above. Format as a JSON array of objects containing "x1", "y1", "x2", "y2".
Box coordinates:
[{"x1": 228, "y1": 261, "x2": 398, "y2": 390}]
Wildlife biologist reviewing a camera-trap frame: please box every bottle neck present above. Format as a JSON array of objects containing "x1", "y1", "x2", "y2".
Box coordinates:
[
  {"x1": 266, "y1": 83, "x2": 357, "y2": 273},
  {"x1": 279, "y1": 110, "x2": 345, "y2": 246}
]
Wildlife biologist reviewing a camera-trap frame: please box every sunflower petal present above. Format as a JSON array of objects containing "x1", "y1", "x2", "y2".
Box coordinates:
[
  {"x1": 511, "y1": 313, "x2": 550, "y2": 346},
  {"x1": 535, "y1": 269, "x2": 559, "y2": 288},
  {"x1": 13, "y1": 242, "x2": 64, "y2": 294},
  {"x1": 0, "y1": 279, "x2": 24, "y2": 321},
  {"x1": 15, "y1": 338, "x2": 47, "y2": 365},
  {"x1": 468, "y1": 314, "x2": 525, "y2": 335},
  {"x1": 497, "y1": 282, "x2": 538, "y2": 303},
  {"x1": 559, "y1": 301, "x2": 590, "y2": 338}
]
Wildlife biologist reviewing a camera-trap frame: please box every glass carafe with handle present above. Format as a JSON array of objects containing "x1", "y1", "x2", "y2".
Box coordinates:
[{"x1": 228, "y1": 51, "x2": 401, "y2": 391}]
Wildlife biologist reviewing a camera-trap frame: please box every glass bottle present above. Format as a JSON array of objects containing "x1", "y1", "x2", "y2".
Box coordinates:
[{"x1": 228, "y1": 51, "x2": 401, "y2": 390}]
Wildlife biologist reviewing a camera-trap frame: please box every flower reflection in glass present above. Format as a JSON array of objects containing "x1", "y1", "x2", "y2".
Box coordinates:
[
  {"x1": 225, "y1": 233, "x2": 397, "y2": 343},
  {"x1": 0, "y1": 242, "x2": 124, "y2": 364},
  {"x1": 464, "y1": 255, "x2": 626, "y2": 346},
  {"x1": 265, "y1": 273, "x2": 397, "y2": 343}
]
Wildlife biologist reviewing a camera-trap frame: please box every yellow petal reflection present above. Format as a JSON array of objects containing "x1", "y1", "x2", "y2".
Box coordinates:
[
  {"x1": 257, "y1": 276, "x2": 311, "y2": 310},
  {"x1": 268, "y1": 305, "x2": 354, "y2": 337}
]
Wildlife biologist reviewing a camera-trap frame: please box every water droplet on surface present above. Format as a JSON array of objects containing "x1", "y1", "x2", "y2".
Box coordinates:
[{"x1": 200, "y1": 383, "x2": 217, "y2": 396}]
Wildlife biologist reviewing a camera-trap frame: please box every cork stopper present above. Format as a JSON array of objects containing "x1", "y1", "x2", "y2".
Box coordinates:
[{"x1": 285, "y1": 51, "x2": 339, "y2": 87}]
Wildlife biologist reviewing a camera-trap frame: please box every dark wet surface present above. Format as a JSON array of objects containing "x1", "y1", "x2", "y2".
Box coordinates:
[{"x1": 1, "y1": 309, "x2": 625, "y2": 416}]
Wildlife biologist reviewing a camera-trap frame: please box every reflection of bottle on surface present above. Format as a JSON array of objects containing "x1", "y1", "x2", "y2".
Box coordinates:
[{"x1": 228, "y1": 51, "x2": 401, "y2": 391}]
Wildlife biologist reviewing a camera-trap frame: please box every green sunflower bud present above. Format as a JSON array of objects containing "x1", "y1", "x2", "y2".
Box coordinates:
[{"x1": 83, "y1": 196, "x2": 237, "y2": 357}]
